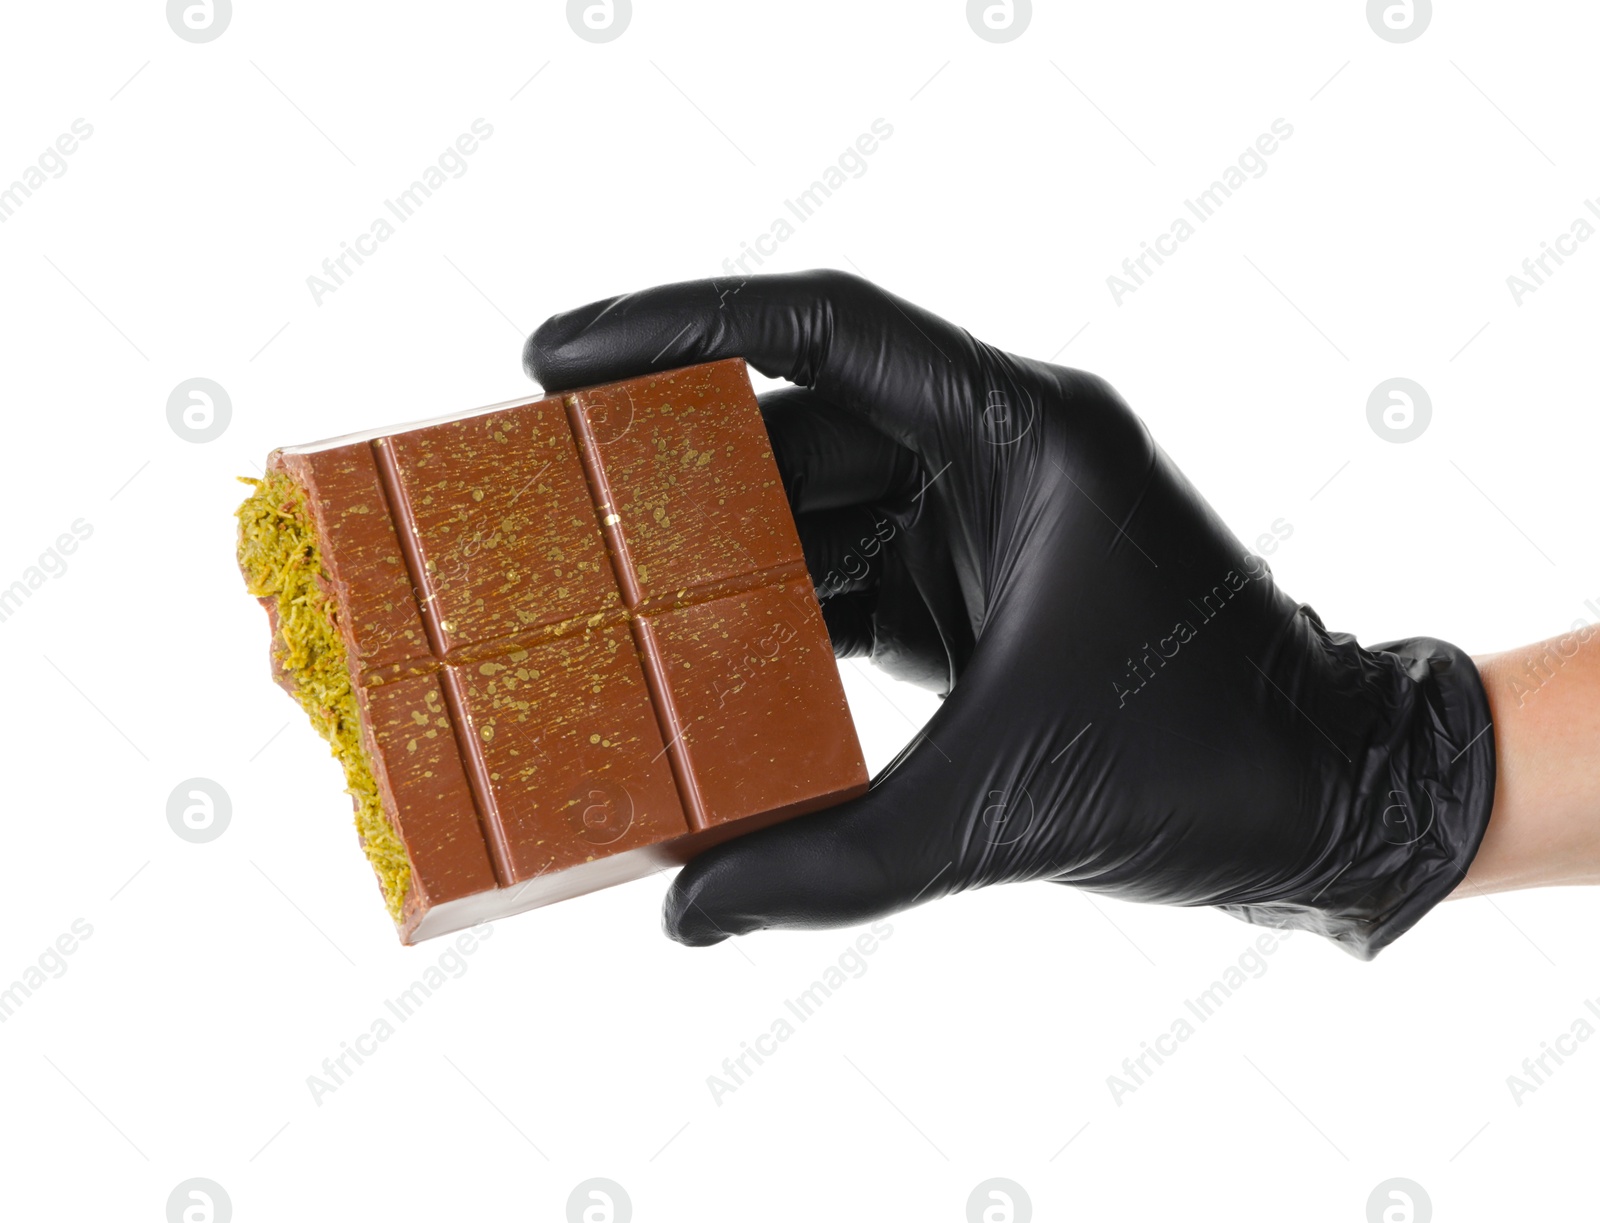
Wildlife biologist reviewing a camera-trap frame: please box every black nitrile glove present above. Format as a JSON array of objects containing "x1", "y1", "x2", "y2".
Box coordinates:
[{"x1": 523, "y1": 271, "x2": 1496, "y2": 959}]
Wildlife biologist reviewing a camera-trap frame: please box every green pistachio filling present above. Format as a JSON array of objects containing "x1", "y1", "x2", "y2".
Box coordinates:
[{"x1": 236, "y1": 472, "x2": 412, "y2": 920}]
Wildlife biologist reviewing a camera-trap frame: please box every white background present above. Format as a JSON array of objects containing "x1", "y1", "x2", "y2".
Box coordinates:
[{"x1": 1, "y1": 2, "x2": 1596, "y2": 1220}]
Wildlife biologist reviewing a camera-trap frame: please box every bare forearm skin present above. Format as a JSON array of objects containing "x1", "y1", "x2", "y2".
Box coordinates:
[{"x1": 1453, "y1": 627, "x2": 1600, "y2": 895}]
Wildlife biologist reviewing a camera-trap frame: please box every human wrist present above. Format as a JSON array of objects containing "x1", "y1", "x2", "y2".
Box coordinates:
[{"x1": 1454, "y1": 633, "x2": 1600, "y2": 895}]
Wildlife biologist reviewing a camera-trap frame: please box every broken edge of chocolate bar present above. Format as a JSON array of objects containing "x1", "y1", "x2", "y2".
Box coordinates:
[{"x1": 236, "y1": 359, "x2": 868, "y2": 944}]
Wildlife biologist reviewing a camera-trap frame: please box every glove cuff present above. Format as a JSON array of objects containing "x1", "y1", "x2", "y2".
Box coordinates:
[{"x1": 1221, "y1": 632, "x2": 1497, "y2": 959}]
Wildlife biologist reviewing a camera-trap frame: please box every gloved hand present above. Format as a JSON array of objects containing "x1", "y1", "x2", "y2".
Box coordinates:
[{"x1": 523, "y1": 270, "x2": 1496, "y2": 959}]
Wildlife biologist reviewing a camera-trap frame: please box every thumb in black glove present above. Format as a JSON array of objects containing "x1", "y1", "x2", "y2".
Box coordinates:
[{"x1": 523, "y1": 270, "x2": 1495, "y2": 959}]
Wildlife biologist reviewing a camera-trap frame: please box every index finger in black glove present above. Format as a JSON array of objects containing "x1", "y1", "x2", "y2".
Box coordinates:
[
  {"x1": 759, "y1": 386, "x2": 951, "y2": 689},
  {"x1": 524, "y1": 270, "x2": 969, "y2": 450}
]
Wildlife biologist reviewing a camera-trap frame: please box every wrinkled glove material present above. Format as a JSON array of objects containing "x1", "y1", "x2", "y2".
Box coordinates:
[{"x1": 524, "y1": 270, "x2": 1496, "y2": 959}]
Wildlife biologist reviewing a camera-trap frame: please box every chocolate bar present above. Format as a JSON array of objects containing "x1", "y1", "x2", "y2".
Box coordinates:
[{"x1": 236, "y1": 359, "x2": 867, "y2": 943}]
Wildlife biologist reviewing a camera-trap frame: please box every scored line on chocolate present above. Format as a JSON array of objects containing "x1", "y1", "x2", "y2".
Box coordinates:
[
  {"x1": 561, "y1": 391, "x2": 806, "y2": 833},
  {"x1": 565, "y1": 391, "x2": 712, "y2": 832},
  {"x1": 369, "y1": 433, "x2": 517, "y2": 887},
  {"x1": 561, "y1": 388, "x2": 810, "y2": 617},
  {"x1": 628, "y1": 611, "x2": 709, "y2": 830},
  {"x1": 439, "y1": 665, "x2": 518, "y2": 882},
  {"x1": 565, "y1": 397, "x2": 645, "y2": 610}
]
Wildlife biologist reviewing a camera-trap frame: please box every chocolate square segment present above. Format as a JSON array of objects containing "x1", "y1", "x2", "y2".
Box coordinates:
[
  {"x1": 359, "y1": 673, "x2": 499, "y2": 909},
  {"x1": 566, "y1": 361, "x2": 806, "y2": 611},
  {"x1": 450, "y1": 621, "x2": 691, "y2": 882},
  {"x1": 277, "y1": 446, "x2": 429, "y2": 675},
  {"x1": 636, "y1": 580, "x2": 863, "y2": 828},
  {"x1": 383, "y1": 399, "x2": 620, "y2": 654}
]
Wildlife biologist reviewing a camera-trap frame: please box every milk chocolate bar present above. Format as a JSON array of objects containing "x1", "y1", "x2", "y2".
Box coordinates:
[{"x1": 236, "y1": 359, "x2": 868, "y2": 943}]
